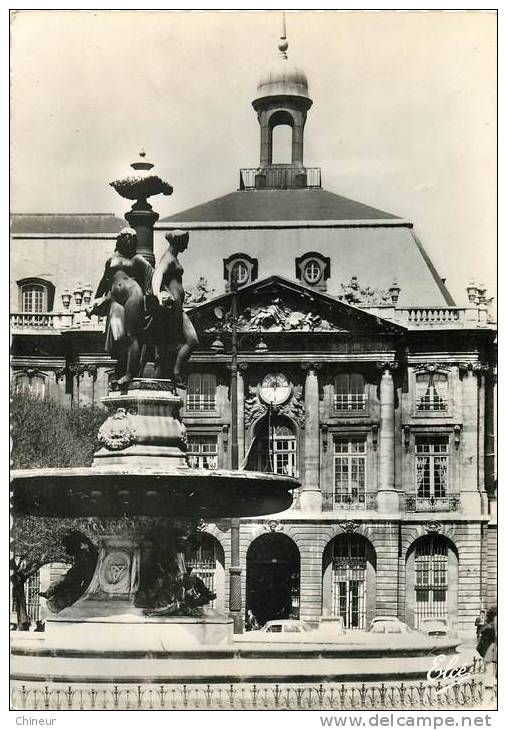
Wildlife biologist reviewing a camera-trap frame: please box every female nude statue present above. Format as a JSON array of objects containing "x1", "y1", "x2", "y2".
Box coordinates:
[
  {"x1": 151, "y1": 230, "x2": 198, "y2": 386},
  {"x1": 86, "y1": 227, "x2": 153, "y2": 387}
]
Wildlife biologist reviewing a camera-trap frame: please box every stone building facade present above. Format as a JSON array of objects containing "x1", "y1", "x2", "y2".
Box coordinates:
[{"x1": 10, "y1": 31, "x2": 496, "y2": 632}]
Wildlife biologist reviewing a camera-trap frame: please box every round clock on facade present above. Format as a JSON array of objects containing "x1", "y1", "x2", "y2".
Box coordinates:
[{"x1": 259, "y1": 373, "x2": 292, "y2": 406}]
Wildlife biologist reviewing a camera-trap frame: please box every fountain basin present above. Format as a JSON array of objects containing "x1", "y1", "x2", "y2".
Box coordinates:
[{"x1": 11, "y1": 467, "x2": 298, "y2": 518}]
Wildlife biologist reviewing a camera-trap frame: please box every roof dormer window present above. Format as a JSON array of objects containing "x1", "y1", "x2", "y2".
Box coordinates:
[
  {"x1": 223, "y1": 253, "x2": 258, "y2": 292},
  {"x1": 295, "y1": 252, "x2": 330, "y2": 292}
]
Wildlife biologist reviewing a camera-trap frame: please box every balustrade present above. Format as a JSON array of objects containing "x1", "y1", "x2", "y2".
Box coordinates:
[
  {"x1": 322, "y1": 491, "x2": 377, "y2": 511},
  {"x1": 404, "y1": 494, "x2": 461, "y2": 512}
]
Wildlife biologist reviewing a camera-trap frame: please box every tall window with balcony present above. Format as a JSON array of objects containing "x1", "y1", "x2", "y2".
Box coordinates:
[
  {"x1": 416, "y1": 371, "x2": 448, "y2": 412},
  {"x1": 187, "y1": 435, "x2": 218, "y2": 470},
  {"x1": 334, "y1": 373, "x2": 366, "y2": 412},
  {"x1": 187, "y1": 373, "x2": 216, "y2": 412},
  {"x1": 412, "y1": 436, "x2": 451, "y2": 511},
  {"x1": 323, "y1": 436, "x2": 367, "y2": 510}
]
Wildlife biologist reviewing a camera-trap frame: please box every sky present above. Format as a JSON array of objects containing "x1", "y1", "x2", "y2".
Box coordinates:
[{"x1": 10, "y1": 10, "x2": 496, "y2": 305}]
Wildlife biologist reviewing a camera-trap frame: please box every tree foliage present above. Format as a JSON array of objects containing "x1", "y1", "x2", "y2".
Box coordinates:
[
  {"x1": 10, "y1": 390, "x2": 107, "y2": 626},
  {"x1": 10, "y1": 389, "x2": 107, "y2": 469}
]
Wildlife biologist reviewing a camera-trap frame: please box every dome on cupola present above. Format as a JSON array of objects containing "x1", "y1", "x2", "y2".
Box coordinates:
[
  {"x1": 254, "y1": 20, "x2": 310, "y2": 102},
  {"x1": 256, "y1": 58, "x2": 309, "y2": 100}
]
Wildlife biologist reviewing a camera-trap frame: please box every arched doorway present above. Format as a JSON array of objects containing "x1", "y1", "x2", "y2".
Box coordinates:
[
  {"x1": 246, "y1": 533, "x2": 300, "y2": 626},
  {"x1": 322, "y1": 534, "x2": 377, "y2": 629},
  {"x1": 405, "y1": 533, "x2": 458, "y2": 630},
  {"x1": 187, "y1": 533, "x2": 225, "y2": 612}
]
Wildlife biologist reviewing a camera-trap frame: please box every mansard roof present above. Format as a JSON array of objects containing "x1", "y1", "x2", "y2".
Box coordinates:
[
  {"x1": 161, "y1": 188, "x2": 400, "y2": 224},
  {"x1": 188, "y1": 275, "x2": 406, "y2": 335},
  {"x1": 10, "y1": 213, "x2": 126, "y2": 235}
]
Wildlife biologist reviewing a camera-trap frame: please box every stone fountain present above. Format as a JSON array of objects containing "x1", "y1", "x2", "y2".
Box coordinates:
[{"x1": 11, "y1": 157, "x2": 298, "y2": 651}]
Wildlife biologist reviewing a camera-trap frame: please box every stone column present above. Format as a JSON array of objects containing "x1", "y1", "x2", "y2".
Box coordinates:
[
  {"x1": 237, "y1": 365, "x2": 247, "y2": 465},
  {"x1": 459, "y1": 364, "x2": 482, "y2": 513},
  {"x1": 259, "y1": 111, "x2": 271, "y2": 167},
  {"x1": 292, "y1": 123, "x2": 305, "y2": 166},
  {"x1": 484, "y1": 368, "x2": 496, "y2": 499},
  {"x1": 300, "y1": 364, "x2": 321, "y2": 511},
  {"x1": 377, "y1": 363, "x2": 399, "y2": 513},
  {"x1": 229, "y1": 519, "x2": 242, "y2": 632}
]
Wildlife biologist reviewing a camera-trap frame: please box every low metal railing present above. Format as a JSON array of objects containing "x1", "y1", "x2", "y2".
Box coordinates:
[
  {"x1": 10, "y1": 676, "x2": 490, "y2": 710},
  {"x1": 322, "y1": 491, "x2": 377, "y2": 511},
  {"x1": 239, "y1": 167, "x2": 321, "y2": 190},
  {"x1": 404, "y1": 493, "x2": 461, "y2": 512}
]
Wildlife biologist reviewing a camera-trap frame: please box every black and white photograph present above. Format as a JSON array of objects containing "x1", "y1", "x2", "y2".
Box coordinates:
[{"x1": 8, "y1": 6, "x2": 498, "y2": 719}]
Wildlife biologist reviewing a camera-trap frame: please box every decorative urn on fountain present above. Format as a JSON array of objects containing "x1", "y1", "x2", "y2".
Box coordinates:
[{"x1": 110, "y1": 150, "x2": 173, "y2": 266}]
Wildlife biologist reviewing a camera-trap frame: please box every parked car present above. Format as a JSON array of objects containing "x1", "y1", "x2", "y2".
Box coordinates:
[
  {"x1": 260, "y1": 619, "x2": 314, "y2": 635},
  {"x1": 235, "y1": 619, "x2": 317, "y2": 643},
  {"x1": 368, "y1": 616, "x2": 413, "y2": 634},
  {"x1": 418, "y1": 617, "x2": 450, "y2": 637}
]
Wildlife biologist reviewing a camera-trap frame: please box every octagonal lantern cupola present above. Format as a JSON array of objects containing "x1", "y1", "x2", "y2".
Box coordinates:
[{"x1": 248, "y1": 15, "x2": 316, "y2": 190}]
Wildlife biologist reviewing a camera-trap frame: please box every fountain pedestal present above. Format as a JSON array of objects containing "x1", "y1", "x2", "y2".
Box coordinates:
[
  {"x1": 94, "y1": 379, "x2": 187, "y2": 468},
  {"x1": 45, "y1": 521, "x2": 234, "y2": 649}
]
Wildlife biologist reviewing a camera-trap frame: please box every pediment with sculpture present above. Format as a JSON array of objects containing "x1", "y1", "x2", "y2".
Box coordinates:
[{"x1": 189, "y1": 275, "x2": 404, "y2": 336}]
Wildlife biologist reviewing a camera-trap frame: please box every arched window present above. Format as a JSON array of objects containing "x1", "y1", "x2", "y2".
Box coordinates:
[
  {"x1": 414, "y1": 535, "x2": 449, "y2": 627},
  {"x1": 250, "y1": 417, "x2": 298, "y2": 477},
  {"x1": 416, "y1": 371, "x2": 448, "y2": 411},
  {"x1": 187, "y1": 373, "x2": 216, "y2": 411},
  {"x1": 17, "y1": 278, "x2": 55, "y2": 313},
  {"x1": 295, "y1": 252, "x2": 331, "y2": 292},
  {"x1": 186, "y1": 534, "x2": 225, "y2": 610},
  {"x1": 334, "y1": 373, "x2": 366, "y2": 411},
  {"x1": 12, "y1": 372, "x2": 47, "y2": 398},
  {"x1": 223, "y1": 253, "x2": 258, "y2": 291},
  {"x1": 322, "y1": 534, "x2": 377, "y2": 630},
  {"x1": 22, "y1": 284, "x2": 45, "y2": 313}
]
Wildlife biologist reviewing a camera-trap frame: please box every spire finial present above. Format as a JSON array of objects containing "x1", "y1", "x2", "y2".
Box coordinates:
[{"x1": 278, "y1": 11, "x2": 288, "y2": 59}]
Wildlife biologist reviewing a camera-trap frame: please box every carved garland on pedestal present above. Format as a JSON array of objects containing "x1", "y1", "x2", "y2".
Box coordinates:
[{"x1": 98, "y1": 408, "x2": 137, "y2": 450}]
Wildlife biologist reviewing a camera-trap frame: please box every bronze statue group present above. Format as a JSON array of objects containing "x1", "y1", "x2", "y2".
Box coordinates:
[{"x1": 86, "y1": 227, "x2": 198, "y2": 389}]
